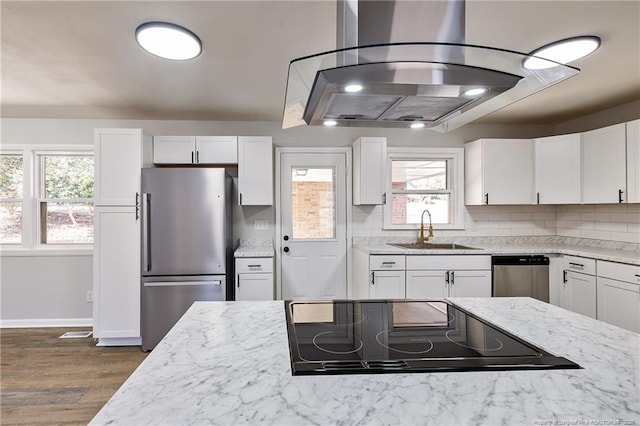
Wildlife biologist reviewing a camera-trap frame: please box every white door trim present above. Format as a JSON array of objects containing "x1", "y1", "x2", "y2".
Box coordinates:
[{"x1": 275, "y1": 147, "x2": 352, "y2": 300}]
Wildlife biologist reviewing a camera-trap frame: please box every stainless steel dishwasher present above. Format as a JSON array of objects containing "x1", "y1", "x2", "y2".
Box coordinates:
[{"x1": 492, "y1": 255, "x2": 550, "y2": 302}]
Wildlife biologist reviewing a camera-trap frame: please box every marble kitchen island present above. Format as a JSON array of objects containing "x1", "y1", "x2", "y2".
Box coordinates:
[{"x1": 90, "y1": 298, "x2": 639, "y2": 425}]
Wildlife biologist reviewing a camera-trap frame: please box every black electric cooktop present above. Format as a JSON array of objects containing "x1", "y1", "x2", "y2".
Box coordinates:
[{"x1": 284, "y1": 300, "x2": 580, "y2": 375}]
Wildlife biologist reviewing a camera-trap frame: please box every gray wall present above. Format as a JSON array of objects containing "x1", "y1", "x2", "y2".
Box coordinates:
[{"x1": 1, "y1": 101, "x2": 637, "y2": 325}]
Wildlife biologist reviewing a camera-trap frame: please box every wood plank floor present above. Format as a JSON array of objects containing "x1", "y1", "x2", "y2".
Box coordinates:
[{"x1": 1, "y1": 328, "x2": 147, "y2": 425}]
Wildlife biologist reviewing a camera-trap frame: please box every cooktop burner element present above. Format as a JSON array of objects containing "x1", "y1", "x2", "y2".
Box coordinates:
[{"x1": 284, "y1": 300, "x2": 580, "y2": 375}]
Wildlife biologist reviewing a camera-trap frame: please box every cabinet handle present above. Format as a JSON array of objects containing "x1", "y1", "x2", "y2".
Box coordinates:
[
  {"x1": 563, "y1": 270, "x2": 568, "y2": 283},
  {"x1": 484, "y1": 193, "x2": 489, "y2": 205},
  {"x1": 371, "y1": 271, "x2": 375, "y2": 285},
  {"x1": 248, "y1": 264, "x2": 262, "y2": 268},
  {"x1": 445, "y1": 271, "x2": 450, "y2": 284},
  {"x1": 381, "y1": 261, "x2": 396, "y2": 265},
  {"x1": 239, "y1": 193, "x2": 243, "y2": 205},
  {"x1": 634, "y1": 274, "x2": 640, "y2": 278},
  {"x1": 382, "y1": 192, "x2": 387, "y2": 204},
  {"x1": 236, "y1": 274, "x2": 240, "y2": 288},
  {"x1": 196, "y1": 151, "x2": 200, "y2": 164},
  {"x1": 191, "y1": 151, "x2": 194, "y2": 164},
  {"x1": 618, "y1": 189, "x2": 624, "y2": 203},
  {"x1": 135, "y1": 192, "x2": 140, "y2": 220},
  {"x1": 536, "y1": 192, "x2": 540, "y2": 205},
  {"x1": 450, "y1": 271, "x2": 455, "y2": 285},
  {"x1": 568, "y1": 262, "x2": 584, "y2": 269}
]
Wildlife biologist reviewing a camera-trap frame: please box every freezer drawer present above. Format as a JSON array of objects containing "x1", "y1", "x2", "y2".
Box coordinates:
[{"x1": 142, "y1": 276, "x2": 225, "y2": 351}]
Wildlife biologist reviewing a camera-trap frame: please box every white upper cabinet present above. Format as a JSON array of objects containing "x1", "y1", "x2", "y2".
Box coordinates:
[
  {"x1": 465, "y1": 139, "x2": 534, "y2": 205},
  {"x1": 582, "y1": 123, "x2": 627, "y2": 204},
  {"x1": 626, "y1": 119, "x2": 640, "y2": 203},
  {"x1": 534, "y1": 133, "x2": 581, "y2": 204},
  {"x1": 238, "y1": 136, "x2": 273, "y2": 205},
  {"x1": 94, "y1": 128, "x2": 152, "y2": 206},
  {"x1": 353, "y1": 137, "x2": 387, "y2": 205},
  {"x1": 153, "y1": 135, "x2": 238, "y2": 165}
]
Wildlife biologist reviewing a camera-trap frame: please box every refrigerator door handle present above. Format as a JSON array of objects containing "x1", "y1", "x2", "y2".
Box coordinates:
[
  {"x1": 142, "y1": 193, "x2": 151, "y2": 272},
  {"x1": 144, "y1": 281, "x2": 223, "y2": 287}
]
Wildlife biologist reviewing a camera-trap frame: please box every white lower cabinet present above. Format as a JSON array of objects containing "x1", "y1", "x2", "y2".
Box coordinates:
[
  {"x1": 93, "y1": 206, "x2": 141, "y2": 345},
  {"x1": 559, "y1": 256, "x2": 596, "y2": 319},
  {"x1": 368, "y1": 255, "x2": 406, "y2": 299},
  {"x1": 596, "y1": 260, "x2": 640, "y2": 332},
  {"x1": 235, "y1": 257, "x2": 274, "y2": 300},
  {"x1": 406, "y1": 255, "x2": 492, "y2": 298}
]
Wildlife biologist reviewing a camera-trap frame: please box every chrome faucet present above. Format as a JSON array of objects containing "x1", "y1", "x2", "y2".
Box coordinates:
[{"x1": 418, "y1": 209, "x2": 434, "y2": 244}]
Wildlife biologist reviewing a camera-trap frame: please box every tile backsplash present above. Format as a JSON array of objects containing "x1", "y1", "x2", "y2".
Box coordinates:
[{"x1": 352, "y1": 203, "x2": 640, "y2": 244}]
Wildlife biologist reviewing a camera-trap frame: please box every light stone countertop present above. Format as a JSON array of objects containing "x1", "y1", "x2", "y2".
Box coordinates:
[
  {"x1": 354, "y1": 239, "x2": 640, "y2": 265},
  {"x1": 234, "y1": 240, "x2": 274, "y2": 258},
  {"x1": 90, "y1": 298, "x2": 640, "y2": 425}
]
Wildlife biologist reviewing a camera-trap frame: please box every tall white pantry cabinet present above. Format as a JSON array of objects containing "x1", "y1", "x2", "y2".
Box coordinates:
[{"x1": 93, "y1": 128, "x2": 152, "y2": 346}]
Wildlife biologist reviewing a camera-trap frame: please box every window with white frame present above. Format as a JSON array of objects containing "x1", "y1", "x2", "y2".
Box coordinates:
[
  {"x1": 383, "y1": 147, "x2": 464, "y2": 230},
  {"x1": 37, "y1": 153, "x2": 94, "y2": 244},
  {"x1": 0, "y1": 153, "x2": 24, "y2": 244},
  {"x1": 0, "y1": 147, "x2": 94, "y2": 248}
]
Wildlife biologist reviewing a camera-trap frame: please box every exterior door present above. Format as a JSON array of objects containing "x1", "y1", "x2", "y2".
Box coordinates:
[{"x1": 280, "y1": 152, "x2": 347, "y2": 299}]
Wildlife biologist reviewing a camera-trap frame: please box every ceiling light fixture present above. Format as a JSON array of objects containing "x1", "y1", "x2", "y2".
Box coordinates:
[
  {"x1": 323, "y1": 120, "x2": 338, "y2": 126},
  {"x1": 135, "y1": 22, "x2": 202, "y2": 61},
  {"x1": 344, "y1": 84, "x2": 364, "y2": 93},
  {"x1": 463, "y1": 88, "x2": 487, "y2": 97},
  {"x1": 410, "y1": 122, "x2": 425, "y2": 129},
  {"x1": 523, "y1": 36, "x2": 601, "y2": 70}
]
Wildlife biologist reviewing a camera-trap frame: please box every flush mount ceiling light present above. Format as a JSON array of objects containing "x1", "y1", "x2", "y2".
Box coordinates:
[
  {"x1": 523, "y1": 36, "x2": 601, "y2": 70},
  {"x1": 135, "y1": 22, "x2": 202, "y2": 61}
]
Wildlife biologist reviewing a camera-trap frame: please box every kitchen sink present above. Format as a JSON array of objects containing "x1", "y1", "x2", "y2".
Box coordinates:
[{"x1": 388, "y1": 243, "x2": 481, "y2": 250}]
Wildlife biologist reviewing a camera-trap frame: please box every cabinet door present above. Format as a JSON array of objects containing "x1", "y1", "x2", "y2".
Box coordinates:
[
  {"x1": 370, "y1": 270, "x2": 406, "y2": 299},
  {"x1": 535, "y1": 134, "x2": 581, "y2": 204},
  {"x1": 93, "y1": 206, "x2": 140, "y2": 340},
  {"x1": 94, "y1": 128, "x2": 143, "y2": 206},
  {"x1": 406, "y1": 270, "x2": 447, "y2": 298},
  {"x1": 582, "y1": 123, "x2": 626, "y2": 204},
  {"x1": 626, "y1": 119, "x2": 640, "y2": 203},
  {"x1": 196, "y1": 136, "x2": 238, "y2": 164},
  {"x1": 449, "y1": 270, "x2": 492, "y2": 297},
  {"x1": 153, "y1": 136, "x2": 196, "y2": 164},
  {"x1": 238, "y1": 136, "x2": 273, "y2": 205},
  {"x1": 562, "y1": 271, "x2": 596, "y2": 319},
  {"x1": 483, "y1": 139, "x2": 534, "y2": 205},
  {"x1": 236, "y1": 273, "x2": 274, "y2": 301},
  {"x1": 597, "y1": 277, "x2": 640, "y2": 332},
  {"x1": 353, "y1": 137, "x2": 387, "y2": 205}
]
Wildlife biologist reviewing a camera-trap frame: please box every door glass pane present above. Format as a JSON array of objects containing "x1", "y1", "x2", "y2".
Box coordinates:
[
  {"x1": 391, "y1": 193, "x2": 450, "y2": 225},
  {"x1": 392, "y1": 160, "x2": 447, "y2": 190},
  {"x1": 0, "y1": 201, "x2": 22, "y2": 243},
  {"x1": 291, "y1": 167, "x2": 335, "y2": 239}
]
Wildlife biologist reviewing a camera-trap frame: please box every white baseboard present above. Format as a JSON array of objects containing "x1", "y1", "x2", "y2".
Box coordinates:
[{"x1": 0, "y1": 318, "x2": 92, "y2": 328}]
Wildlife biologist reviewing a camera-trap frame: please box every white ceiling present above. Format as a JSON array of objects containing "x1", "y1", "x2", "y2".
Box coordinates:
[{"x1": 2, "y1": 0, "x2": 639, "y2": 127}]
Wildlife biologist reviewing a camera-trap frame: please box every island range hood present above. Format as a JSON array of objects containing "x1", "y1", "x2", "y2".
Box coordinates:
[{"x1": 282, "y1": 0, "x2": 580, "y2": 132}]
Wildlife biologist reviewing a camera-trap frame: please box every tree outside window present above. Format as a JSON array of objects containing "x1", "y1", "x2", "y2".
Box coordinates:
[
  {"x1": 0, "y1": 155, "x2": 24, "y2": 243},
  {"x1": 39, "y1": 154, "x2": 94, "y2": 244}
]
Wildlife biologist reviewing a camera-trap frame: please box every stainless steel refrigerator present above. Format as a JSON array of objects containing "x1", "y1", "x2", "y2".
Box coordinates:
[{"x1": 141, "y1": 168, "x2": 233, "y2": 351}]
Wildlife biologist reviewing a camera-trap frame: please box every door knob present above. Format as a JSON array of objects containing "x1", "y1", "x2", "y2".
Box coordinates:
[
  {"x1": 283, "y1": 247, "x2": 290, "y2": 253},
  {"x1": 284, "y1": 235, "x2": 289, "y2": 241}
]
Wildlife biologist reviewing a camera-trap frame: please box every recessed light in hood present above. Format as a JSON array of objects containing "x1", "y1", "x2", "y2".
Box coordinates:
[{"x1": 282, "y1": 1, "x2": 583, "y2": 132}]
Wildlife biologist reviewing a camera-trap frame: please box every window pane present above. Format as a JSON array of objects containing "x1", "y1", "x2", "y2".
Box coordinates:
[
  {"x1": 42, "y1": 202, "x2": 93, "y2": 244},
  {"x1": 0, "y1": 201, "x2": 22, "y2": 243},
  {"x1": 291, "y1": 168, "x2": 335, "y2": 239},
  {"x1": 0, "y1": 155, "x2": 23, "y2": 198},
  {"x1": 392, "y1": 160, "x2": 447, "y2": 190},
  {"x1": 391, "y1": 194, "x2": 450, "y2": 225},
  {"x1": 44, "y1": 155, "x2": 94, "y2": 199}
]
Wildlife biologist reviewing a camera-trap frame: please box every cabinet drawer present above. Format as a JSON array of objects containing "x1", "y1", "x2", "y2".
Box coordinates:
[
  {"x1": 563, "y1": 255, "x2": 596, "y2": 275},
  {"x1": 597, "y1": 260, "x2": 640, "y2": 284},
  {"x1": 370, "y1": 255, "x2": 405, "y2": 270},
  {"x1": 406, "y1": 255, "x2": 491, "y2": 270},
  {"x1": 235, "y1": 258, "x2": 273, "y2": 273}
]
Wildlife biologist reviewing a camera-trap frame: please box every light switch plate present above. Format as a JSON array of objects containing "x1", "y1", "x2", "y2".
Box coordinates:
[{"x1": 253, "y1": 220, "x2": 269, "y2": 230}]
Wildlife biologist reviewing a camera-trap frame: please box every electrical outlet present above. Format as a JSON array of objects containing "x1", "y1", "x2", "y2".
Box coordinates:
[
  {"x1": 253, "y1": 220, "x2": 269, "y2": 230},
  {"x1": 86, "y1": 290, "x2": 93, "y2": 303}
]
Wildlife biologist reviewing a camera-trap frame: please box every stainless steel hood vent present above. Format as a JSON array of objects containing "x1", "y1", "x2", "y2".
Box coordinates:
[{"x1": 282, "y1": 1, "x2": 580, "y2": 132}]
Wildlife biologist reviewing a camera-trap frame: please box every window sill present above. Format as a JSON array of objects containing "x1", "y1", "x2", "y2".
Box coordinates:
[{"x1": 0, "y1": 246, "x2": 93, "y2": 257}]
